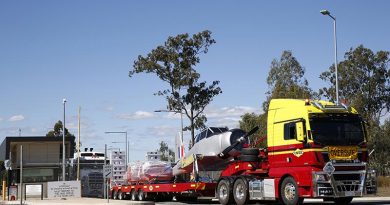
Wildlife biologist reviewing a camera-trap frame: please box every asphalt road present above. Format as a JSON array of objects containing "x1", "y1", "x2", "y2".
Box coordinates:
[
  {"x1": 3, "y1": 197, "x2": 390, "y2": 205},
  {"x1": 156, "y1": 197, "x2": 390, "y2": 205}
]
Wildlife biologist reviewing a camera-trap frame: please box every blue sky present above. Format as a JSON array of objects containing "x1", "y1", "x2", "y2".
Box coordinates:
[{"x1": 1, "y1": 1, "x2": 389, "y2": 161}]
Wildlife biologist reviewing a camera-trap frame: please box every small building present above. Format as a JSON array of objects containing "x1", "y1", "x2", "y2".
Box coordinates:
[
  {"x1": 0, "y1": 136, "x2": 75, "y2": 184},
  {"x1": 110, "y1": 150, "x2": 126, "y2": 185},
  {"x1": 146, "y1": 151, "x2": 161, "y2": 161}
]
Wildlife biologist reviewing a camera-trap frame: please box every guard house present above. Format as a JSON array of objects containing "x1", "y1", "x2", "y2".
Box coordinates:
[{"x1": 0, "y1": 136, "x2": 74, "y2": 184}]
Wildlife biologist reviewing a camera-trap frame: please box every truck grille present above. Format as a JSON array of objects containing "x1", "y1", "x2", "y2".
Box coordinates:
[
  {"x1": 333, "y1": 174, "x2": 361, "y2": 181},
  {"x1": 336, "y1": 183, "x2": 360, "y2": 192}
]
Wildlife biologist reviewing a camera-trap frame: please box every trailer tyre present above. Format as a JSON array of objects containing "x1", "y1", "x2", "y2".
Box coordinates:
[
  {"x1": 112, "y1": 191, "x2": 118, "y2": 200},
  {"x1": 237, "y1": 155, "x2": 259, "y2": 162},
  {"x1": 130, "y1": 189, "x2": 138, "y2": 201},
  {"x1": 118, "y1": 191, "x2": 123, "y2": 200},
  {"x1": 233, "y1": 178, "x2": 249, "y2": 205},
  {"x1": 217, "y1": 179, "x2": 233, "y2": 205},
  {"x1": 241, "y1": 148, "x2": 260, "y2": 156},
  {"x1": 138, "y1": 189, "x2": 145, "y2": 201},
  {"x1": 280, "y1": 177, "x2": 300, "y2": 205},
  {"x1": 333, "y1": 197, "x2": 353, "y2": 205}
]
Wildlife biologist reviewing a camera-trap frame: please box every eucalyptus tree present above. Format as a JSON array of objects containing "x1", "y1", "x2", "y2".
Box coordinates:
[
  {"x1": 320, "y1": 45, "x2": 390, "y2": 125},
  {"x1": 263, "y1": 50, "x2": 317, "y2": 112},
  {"x1": 130, "y1": 30, "x2": 222, "y2": 146}
]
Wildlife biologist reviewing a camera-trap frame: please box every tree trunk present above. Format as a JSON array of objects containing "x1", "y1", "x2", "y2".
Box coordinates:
[{"x1": 190, "y1": 109, "x2": 195, "y2": 147}]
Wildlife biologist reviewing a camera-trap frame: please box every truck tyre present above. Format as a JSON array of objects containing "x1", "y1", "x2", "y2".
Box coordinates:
[
  {"x1": 280, "y1": 177, "x2": 300, "y2": 205},
  {"x1": 241, "y1": 148, "x2": 260, "y2": 156},
  {"x1": 233, "y1": 178, "x2": 249, "y2": 205},
  {"x1": 333, "y1": 197, "x2": 353, "y2": 205},
  {"x1": 138, "y1": 189, "x2": 145, "y2": 201},
  {"x1": 238, "y1": 155, "x2": 259, "y2": 162},
  {"x1": 217, "y1": 179, "x2": 233, "y2": 205},
  {"x1": 131, "y1": 189, "x2": 138, "y2": 201}
]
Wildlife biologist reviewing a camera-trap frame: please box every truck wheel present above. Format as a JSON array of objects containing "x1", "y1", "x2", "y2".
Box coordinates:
[
  {"x1": 233, "y1": 178, "x2": 249, "y2": 205},
  {"x1": 333, "y1": 197, "x2": 353, "y2": 205},
  {"x1": 238, "y1": 155, "x2": 259, "y2": 162},
  {"x1": 280, "y1": 177, "x2": 299, "y2": 205},
  {"x1": 117, "y1": 191, "x2": 123, "y2": 200},
  {"x1": 138, "y1": 189, "x2": 145, "y2": 201},
  {"x1": 217, "y1": 179, "x2": 233, "y2": 205},
  {"x1": 131, "y1": 189, "x2": 138, "y2": 201},
  {"x1": 241, "y1": 148, "x2": 260, "y2": 156}
]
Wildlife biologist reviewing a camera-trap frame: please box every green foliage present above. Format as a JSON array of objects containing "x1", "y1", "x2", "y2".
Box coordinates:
[
  {"x1": 157, "y1": 141, "x2": 174, "y2": 162},
  {"x1": 263, "y1": 50, "x2": 317, "y2": 112},
  {"x1": 369, "y1": 119, "x2": 390, "y2": 176},
  {"x1": 239, "y1": 113, "x2": 267, "y2": 147},
  {"x1": 130, "y1": 30, "x2": 222, "y2": 146},
  {"x1": 319, "y1": 45, "x2": 390, "y2": 125},
  {"x1": 46, "y1": 120, "x2": 76, "y2": 153}
]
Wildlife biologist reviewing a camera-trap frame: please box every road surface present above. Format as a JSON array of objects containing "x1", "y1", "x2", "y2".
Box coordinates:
[{"x1": 2, "y1": 197, "x2": 390, "y2": 205}]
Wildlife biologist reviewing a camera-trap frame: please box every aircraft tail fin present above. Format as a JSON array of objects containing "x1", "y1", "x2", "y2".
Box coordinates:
[{"x1": 175, "y1": 132, "x2": 185, "y2": 163}]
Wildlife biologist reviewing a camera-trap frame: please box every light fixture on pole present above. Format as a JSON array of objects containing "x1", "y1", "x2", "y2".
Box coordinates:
[
  {"x1": 62, "y1": 98, "x2": 67, "y2": 181},
  {"x1": 321, "y1": 9, "x2": 339, "y2": 105},
  {"x1": 105, "y1": 131, "x2": 128, "y2": 170}
]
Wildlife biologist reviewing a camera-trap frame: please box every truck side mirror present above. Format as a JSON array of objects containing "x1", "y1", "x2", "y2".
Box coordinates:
[{"x1": 296, "y1": 122, "x2": 305, "y2": 142}]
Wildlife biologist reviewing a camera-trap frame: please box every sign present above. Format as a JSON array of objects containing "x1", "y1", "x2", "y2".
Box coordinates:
[
  {"x1": 103, "y1": 165, "x2": 113, "y2": 178},
  {"x1": 25, "y1": 184, "x2": 42, "y2": 197},
  {"x1": 292, "y1": 149, "x2": 304, "y2": 158},
  {"x1": 47, "y1": 181, "x2": 81, "y2": 198},
  {"x1": 4, "y1": 160, "x2": 11, "y2": 170},
  {"x1": 328, "y1": 146, "x2": 358, "y2": 160}
]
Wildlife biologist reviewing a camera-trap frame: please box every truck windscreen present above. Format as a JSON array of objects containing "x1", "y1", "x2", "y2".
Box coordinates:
[{"x1": 309, "y1": 113, "x2": 365, "y2": 146}]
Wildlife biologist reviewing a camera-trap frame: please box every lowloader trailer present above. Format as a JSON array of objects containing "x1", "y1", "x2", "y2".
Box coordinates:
[{"x1": 110, "y1": 99, "x2": 377, "y2": 205}]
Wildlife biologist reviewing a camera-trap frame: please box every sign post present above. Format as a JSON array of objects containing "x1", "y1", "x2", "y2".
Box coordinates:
[{"x1": 103, "y1": 165, "x2": 112, "y2": 203}]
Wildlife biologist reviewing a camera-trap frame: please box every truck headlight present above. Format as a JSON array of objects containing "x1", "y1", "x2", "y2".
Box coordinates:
[
  {"x1": 315, "y1": 174, "x2": 328, "y2": 182},
  {"x1": 367, "y1": 169, "x2": 376, "y2": 181}
]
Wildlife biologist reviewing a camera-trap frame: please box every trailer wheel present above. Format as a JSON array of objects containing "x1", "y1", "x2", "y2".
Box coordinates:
[
  {"x1": 333, "y1": 197, "x2": 353, "y2": 205},
  {"x1": 138, "y1": 189, "x2": 145, "y2": 201},
  {"x1": 237, "y1": 155, "x2": 259, "y2": 162},
  {"x1": 280, "y1": 177, "x2": 300, "y2": 205},
  {"x1": 217, "y1": 179, "x2": 233, "y2": 205},
  {"x1": 130, "y1": 189, "x2": 138, "y2": 201},
  {"x1": 112, "y1": 190, "x2": 118, "y2": 200},
  {"x1": 241, "y1": 148, "x2": 260, "y2": 156},
  {"x1": 117, "y1": 191, "x2": 123, "y2": 200},
  {"x1": 233, "y1": 178, "x2": 249, "y2": 205}
]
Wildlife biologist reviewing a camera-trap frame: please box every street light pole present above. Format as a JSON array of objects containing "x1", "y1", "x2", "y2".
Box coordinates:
[
  {"x1": 105, "y1": 131, "x2": 128, "y2": 170},
  {"x1": 321, "y1": 9, "x2": 339, "y2": 105},
  {"x1": 62, "y1": 98, "x2": 67, "y2": 181}
]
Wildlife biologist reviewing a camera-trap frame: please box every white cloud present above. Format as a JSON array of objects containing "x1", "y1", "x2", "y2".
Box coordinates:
[
  {"x1": 106, "y1": 106, "x2": 114, "y2": 112},
  {"x1": 0, "y1": 117, "x2": 3, "y2": 121},
  {"x1": 8, "y1": 115, "x2": 25, "y2": 122},
  {"x1": 205, "y1": 106, "x2": 259, "y2": 119},
  {"x1": 148, "y1": 125, "x2": 178, "y2": 137},
  {"x1": 117, "y1": 111, "x2": 155, "y2": 120}
]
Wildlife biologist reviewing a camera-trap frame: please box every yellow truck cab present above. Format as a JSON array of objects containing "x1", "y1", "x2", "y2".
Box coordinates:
[{"x1": 267, "y1": 99, "x2": 376, "y2": 204}]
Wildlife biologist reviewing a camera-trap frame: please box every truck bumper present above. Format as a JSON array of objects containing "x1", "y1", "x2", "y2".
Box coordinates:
[{"x1": 312, "y1": 164, "x2": 377, "y2": 198}]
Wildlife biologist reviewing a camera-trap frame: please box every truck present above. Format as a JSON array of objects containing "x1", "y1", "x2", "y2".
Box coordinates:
[{"x1": 110, "y1": 99, "x2": 377, "y2": 205}]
